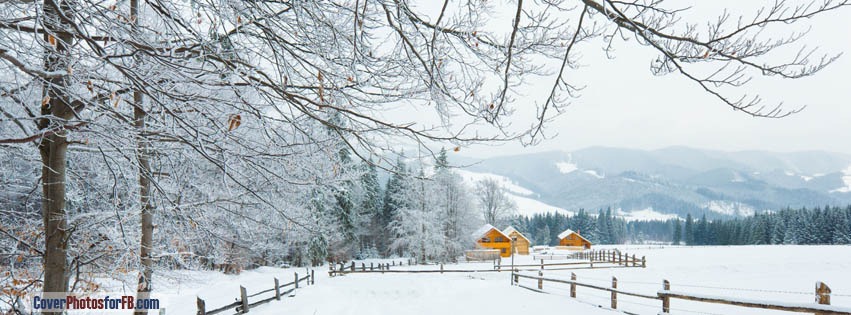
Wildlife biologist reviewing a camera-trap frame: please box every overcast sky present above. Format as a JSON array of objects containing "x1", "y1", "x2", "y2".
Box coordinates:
[{"x1": 442, "y1": 0, "x2": 851, "y2": 158}]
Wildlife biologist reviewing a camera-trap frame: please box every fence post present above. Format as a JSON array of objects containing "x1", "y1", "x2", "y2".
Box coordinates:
[
  {"x1": 240, "y1": 286, "x2": 249, "y2": 313},
  {"x1": 294, "y1": 272, "x2": 299, "y2": 289},
  {"x1": 570, "y1": 273, "x2": 576, "y2": 298},
  {"x1": 538, "y1": 271, "x2": 544, "y2": 290},
  {"x1": 274, "y1": 278, "x2": 281, "y2": 300},
  {"x1": 661, "y1": 280, "x2": 670, "y2": 313},
  {"x1": 816, "y1": 281, "x2": 831, "y2": 315},
  {"x1": 440, "y1": 263, "x2": 444, "y2": 274},
  {"x1": 196, "y1": 297, "x2": 206, "y2": 315},
  {"x1": 329, "y1": 263, "x2": 334, "y2": 277},
  {"x1": 350, "y1": 261, "x2": 355, "y2": 271},
  {"x1": 393, "y1": 261, "x2": 395, "y2": 266},
  {"x1": 642, "y1": 256, "x2": 646, "y2": 268},
  {"x1": 611, "y1": 276, "x2": 618, "y2": 309},
  {"x1": 497, "y1": 258, "x2": 501, "y2": 272},
  {"x1": 311, "y1": 269, "x2": 315, "y2": 285},
  {"x1": 619, "y1": 252, "x2": 623, "y2": 266},
  {"x1": 541, "y1": 259, "x2": 544, "y2": 270},
  {"x1": 632, "y1": 254, "x2": 636, "y2": 267}
]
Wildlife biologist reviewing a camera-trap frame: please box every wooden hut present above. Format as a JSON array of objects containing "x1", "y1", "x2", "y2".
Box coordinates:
[
  {"x1": 557, "y1": 229, "x2": 592, "y2": 249},
  {"x1": 471, "y1": 224, "x2": 512, "y2": 257},
  {"x1": 502, "y1": 226, "x2": 530, "y2": 255}
]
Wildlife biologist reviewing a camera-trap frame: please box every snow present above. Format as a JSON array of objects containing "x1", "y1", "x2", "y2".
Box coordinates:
[
  {"x1": 455, "y1": 169, "x2": 534, "y2": 196},
  {"x1": 269, "y1": 270, "x2": 612, "y2": 315},
  {"x1": 658, "y1": 290, "x2": 851, "y2": 313},
  {"x1": 556, "y1": 161, "x2": 578, "y2": 174},
  {"x1": 556, "y1": 229, "x2": 590, "y2": 242},
  {"x1": 702, "y1": 200, "x2": 755, "y2": 216},
  {"x1": 455, "y1": 169, "x2": 571, "y2": 217},
  {"x1": 505, "y1": 193, "x2": 573, "y2": 217},
  {"x1": 583, "y1": 170, "x2": 605, "y2": 179},
  {"x1": 731, "y1": 171, "x2": 745, "y2": 182},
  {"x1": 616, "y1": 208, "x2": 679, "y2": 221},
  {"x1": 829, "y1": 166, "x2": 851, "y2": 193},
  {"x1": 471, "y1": 224, "x2": 503, "y2": 240},
  {"x1": 145, "y1": 246, "x2": 851, "y2": 315},
  {"x1": 502, "y1": 226, "x2": 530, "y2": 242}
]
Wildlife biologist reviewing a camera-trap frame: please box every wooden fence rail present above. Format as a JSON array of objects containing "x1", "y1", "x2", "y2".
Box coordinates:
[
  {"x1": 512, "y1": 272, "x2": 851, "y2": 315},
  {"x1": 197, "y1": 271, "x2": 314, "y2": 315},
  {"x1": 328, "y1": 257, "x2": 643, "y2": 277},
  {"x1": 503, "y1": 249, "x2": 644, "y2": 271}
]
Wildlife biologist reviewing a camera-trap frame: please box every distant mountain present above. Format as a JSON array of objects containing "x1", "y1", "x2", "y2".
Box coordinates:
[{"x1": 453, "y1": 146, "x2": 851, "y2": 219}]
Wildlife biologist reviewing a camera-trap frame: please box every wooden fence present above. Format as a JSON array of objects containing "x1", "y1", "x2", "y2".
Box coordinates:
[
  {"x1": 512, "y1": 271, "x2": 851, "y2": 315},
  {"x1": 328, "y1": 252, "x2": 644, "y2": 277},
  {"x1": 196, "y1": 270, "x2": 314, "y2": 315},
  {"x1": 500, "y1": 249, "x2": 644, "y2": 271}
]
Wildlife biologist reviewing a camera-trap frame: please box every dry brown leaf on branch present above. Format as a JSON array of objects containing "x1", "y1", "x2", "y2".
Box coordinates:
[
  {"x1": 227, "y1": 114, "x2": 242, "y2": 131},
  {"x1": 318, "y1": 70, "x2": 325, "y2": 102},
  {"x1": 41, "y1": 96, "x2": 50, "y2": 106}
]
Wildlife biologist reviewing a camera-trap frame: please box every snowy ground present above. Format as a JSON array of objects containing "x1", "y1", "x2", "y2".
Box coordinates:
[{"x1": 153, "y1": 245, "x2": 851, "y2": 315}]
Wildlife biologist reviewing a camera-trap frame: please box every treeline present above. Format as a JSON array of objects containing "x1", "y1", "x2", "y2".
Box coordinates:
[
  {"x1": 675, "y1": 205, "x2": 851, "y2": 245},
  {"x1": 512, "y1": 205, "x2": 851, "y2": 246}
]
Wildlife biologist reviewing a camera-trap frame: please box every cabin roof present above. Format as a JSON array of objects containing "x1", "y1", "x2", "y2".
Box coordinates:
[
  {"x1": 502, "y1": 226, "x2": 530, "y2": 242},
  {"x1": 471, "y1": 224, "x2": 509, "y2": 241},
  {"x1": 557, "y1": 229, "x2": 591, "y2": 243}
]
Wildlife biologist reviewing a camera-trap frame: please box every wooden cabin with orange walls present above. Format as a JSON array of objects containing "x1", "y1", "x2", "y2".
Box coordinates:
[
  {"x1": 557, "y1": 229, "x2": 592, "y2": 249},
  {"x1": 502, "y1": 226, "x2": 530, "y2": 255},
  {"x1": 471, "y1": 224, "x2": 512, "y2": 257}
]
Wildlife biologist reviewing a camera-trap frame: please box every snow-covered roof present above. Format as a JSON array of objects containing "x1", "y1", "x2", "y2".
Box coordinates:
[
  {"x1": 557, "y1": 229, "x2": 590, "y2": 243},
  {"x1": 502, "y1": 226, "x2": 530, "y2": 242},
  {"x1": 471, "y1": 224, "x2": 509, "y2": 240}
]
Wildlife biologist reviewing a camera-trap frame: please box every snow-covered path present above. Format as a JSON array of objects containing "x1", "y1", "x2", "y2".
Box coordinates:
[{"x1": 262, "y1": 272, "x2": 615, "y2": 315}]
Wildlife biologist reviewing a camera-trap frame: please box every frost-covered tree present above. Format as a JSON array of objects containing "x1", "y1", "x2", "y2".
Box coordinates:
[
  {"x1": 1, "y1": 0, "x2": 849, "y2": 305},
  {"x1": 476, "y1": 178, "x2": 517, "y2": 227}
]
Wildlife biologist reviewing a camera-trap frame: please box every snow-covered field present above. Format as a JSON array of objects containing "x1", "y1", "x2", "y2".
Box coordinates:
[{"x1": 155, "y1": 245, "x2": 851, "y2": 315}]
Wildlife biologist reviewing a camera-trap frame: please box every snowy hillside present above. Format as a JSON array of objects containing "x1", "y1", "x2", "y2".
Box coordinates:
[
  {"x1": 455, "y1": 169, "x2": 573, "y2": 217},
  {"x1": 455, "y1": 147, "x2": 851, "y2": 219}
]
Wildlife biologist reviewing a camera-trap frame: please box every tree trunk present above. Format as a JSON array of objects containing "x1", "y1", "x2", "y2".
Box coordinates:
[
  {"x1": 40, "y1": 1, "x2": 74, "y2": 307},
  {"x1": 131, "y1": 0, "x2": 155, "y2": 313}
]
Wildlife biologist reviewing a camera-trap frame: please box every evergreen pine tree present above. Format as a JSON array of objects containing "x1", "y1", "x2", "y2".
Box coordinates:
[
  {"x1": 672, "y1": 219, "x2": 682, "y2": 245},
  {"x1": 536, "y1": 225, "x2": 551, "y2": 246},
  {"x1": 359, "y1": 161, "x2": 383, "y2": 250},
  {"x1": 380, "y1": 156, "x2": 408, "y2": 255},
  {"x1": 685, "y1": 214, "x2": 695, "y2": 245},
  {"x1": 771, "y1": 215, "x2": 786, "y2": 244}
]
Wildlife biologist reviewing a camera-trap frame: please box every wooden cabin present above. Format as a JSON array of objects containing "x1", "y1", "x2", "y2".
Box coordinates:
[
  {"x1": 471, "y1": 224, "x2": 512, "y2": 257},
  {"x1": 557, "y1": 229, "x2": 592, "y2": 249},
  {"x1": 502, "y1": 226, "x2": 530, "y2": 255}
]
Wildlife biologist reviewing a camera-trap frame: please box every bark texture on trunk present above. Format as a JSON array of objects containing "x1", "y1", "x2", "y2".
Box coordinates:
[
  {"x1": 131, "y1": 0, "x2": 155, "y2": 313},
  {"x1": 40, "y1": 0, "x2": 74, "y2": 306}
]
